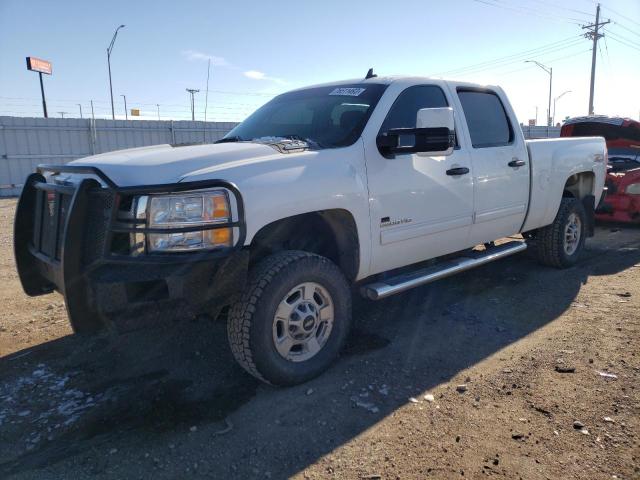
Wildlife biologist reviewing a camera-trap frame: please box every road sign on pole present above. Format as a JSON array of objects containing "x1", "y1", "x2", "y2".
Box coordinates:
[{"x1": 26, "y1": 57, "x2": 52, "y2": 118}]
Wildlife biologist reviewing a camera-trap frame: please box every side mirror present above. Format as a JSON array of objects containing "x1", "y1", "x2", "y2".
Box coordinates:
[{"x1": 376, "y1": 107, "x2": 455, "y2": 157}]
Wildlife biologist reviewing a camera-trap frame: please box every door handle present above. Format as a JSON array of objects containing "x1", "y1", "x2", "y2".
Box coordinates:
[
  {"x1": 508, "y1": 159, "x2": 526, "y2": 168},
  {"x1": 446, "y1": 167, "x2": 470, "y2": 176}
]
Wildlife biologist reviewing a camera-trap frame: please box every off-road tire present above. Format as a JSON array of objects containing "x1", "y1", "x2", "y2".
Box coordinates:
[
  {"x1": 532, "y1": 197, "x2": 587, "y2": 268},
  {"x1": 227, "y1": 251, "x2": 351, "y2": 385}
]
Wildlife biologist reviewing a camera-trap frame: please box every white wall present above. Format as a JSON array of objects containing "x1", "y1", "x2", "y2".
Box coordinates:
[
  {"x1": 520, "y1": 125, "x2": 561, "y2": 139},
  {"x1": 0, "y1": 117, "x2": 237, "y2": 196}
]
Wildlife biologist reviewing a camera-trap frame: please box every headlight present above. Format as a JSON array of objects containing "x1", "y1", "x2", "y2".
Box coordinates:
[
  {"x1": 146, "y1": 190, "x2": 232, "y2": 252},
  {"x1": 626, "y1": 183, "x2": 640, "y2": 195}
]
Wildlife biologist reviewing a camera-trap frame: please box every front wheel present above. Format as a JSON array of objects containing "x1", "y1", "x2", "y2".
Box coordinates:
[
  {"x1": 227, "y1": 251, "x2": 352, "y2": 385},
  {"x1": 531, "y1": 197, "x2": 587, "y2": 268}
]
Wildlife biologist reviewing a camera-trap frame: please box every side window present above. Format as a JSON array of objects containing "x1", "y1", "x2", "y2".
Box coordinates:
[
  {"x1": 380, "y1": 86, "x2": 448, "y2": 132},
  {"x1": 457, "y1": 90, "x2": 513, "y2": 148}
]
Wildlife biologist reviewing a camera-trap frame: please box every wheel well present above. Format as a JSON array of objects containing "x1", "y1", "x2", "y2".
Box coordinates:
[
  {"x1": 249, "y1": 210, "x2": 359, "y2": 281},
  {"x1": 563, "y1": 171, "x2": 596, "y2": 236},
  {"x1": 563, "y1": 171, "x2": 594, "y2": 199}
]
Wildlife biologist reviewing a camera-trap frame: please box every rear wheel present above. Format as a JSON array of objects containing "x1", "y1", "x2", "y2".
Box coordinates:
[
  {"x1": 531, "y1": 197, "x2": 586, "y2": 268},
  {"x1": 227, "y1": 251, "x2": 351, "y2": 385}
]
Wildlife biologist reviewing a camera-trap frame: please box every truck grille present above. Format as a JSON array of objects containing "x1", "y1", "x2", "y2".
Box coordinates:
[
  {"x1": 31, "y1": 183, "x2": 116, "y2": 265},
  {"x1": 83, "y1": 190, "x2": 115, "y2": 265},
  {"x1": 32, "y1": 188, "x2": 72, "y2": 261}
]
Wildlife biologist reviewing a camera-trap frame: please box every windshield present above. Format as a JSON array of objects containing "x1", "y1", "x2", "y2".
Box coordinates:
[{"x1": 222, "y1": 83, "x2": 388, "y2": 148}]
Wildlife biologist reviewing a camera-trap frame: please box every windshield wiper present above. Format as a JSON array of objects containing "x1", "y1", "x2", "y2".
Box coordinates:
[
  {"x1": 280, "y1": 134, "x2": 325, "y2": 149},
  {"x1": 215, "y1": 136, "x2": 244, "y2": 143}
]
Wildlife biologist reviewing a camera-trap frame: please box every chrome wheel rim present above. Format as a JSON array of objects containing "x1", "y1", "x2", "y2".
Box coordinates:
[
  {"x1": 272, "y1": 282, "x2": 334, "y2": 362},
  {"x1": 564, "y1": 212, "x2": 582, "y2": 255}
]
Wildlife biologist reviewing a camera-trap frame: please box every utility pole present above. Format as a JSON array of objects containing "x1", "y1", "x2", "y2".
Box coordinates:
[
  {"x1": 58, "y1": 111, "x2": 67, "y2": 118},
  {"x1": 77, "y1": 104, "x2": 83, "y2": 118},
  {"x1": 583, "y1": 4, "x2": 610, "y2": 115},
  {"x1": 121, "y1": 94, "x2": 128, "y2": 120},
  {"x1": 525, "y1": 60, "x2": 552, "y2": 126},
  {"x1": 186, "y1": 88, "x2": 199, "y2": 121},
  {"x1": 156, "y1": 104, "x2": 160, "y2": 120},
  {"x1": 107, "y1": 25, "x2": 126, "y2": 120}
]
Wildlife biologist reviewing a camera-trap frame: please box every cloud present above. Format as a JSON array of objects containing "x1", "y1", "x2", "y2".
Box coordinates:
[
  {"x1": 181, "y1": 50, "x2": 230, "y2": 67},
  {"x1": 243, "y1": 70, "x2": 286, "y2": 85},
  {"x1": 244, "y1": 70, "x2": 266, "y2": 80}
]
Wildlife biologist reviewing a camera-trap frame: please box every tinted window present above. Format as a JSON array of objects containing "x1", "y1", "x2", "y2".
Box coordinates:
[
  {"x1": 457, "y1": 90, "x2": 513, "y2": 148},
  {"x1": 380, "y1": 86, "x2": 448, "y2": 131}
]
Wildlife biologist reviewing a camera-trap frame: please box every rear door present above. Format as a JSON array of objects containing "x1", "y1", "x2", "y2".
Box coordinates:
[{"x1": 453, "y1": 88, "x2": 529, "y2": 244}]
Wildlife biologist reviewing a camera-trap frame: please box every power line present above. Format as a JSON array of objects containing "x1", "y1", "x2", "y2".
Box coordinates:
[
  {"x1": 611, "y1": 21, "x2": 640, "y2": 39},
  {"x1": 606, "y1": 33, "x2": 640, "y2": 52},
  {"x1": 453, "y1": 39, "x2": 585, "y2": 76},
  {"x1": 603, "y1": 33, "x2": 612, "y2": 69},
  {"x1": 606, "y1": 30, "x2": 640, "y2": 49},
  {"x1": 0, "y1": 101, "x2": 256, "y2": 114},
  {"x1": 430, "y1": 36, "x2": 583, "y2": 76},
  {"x1": 525, "y1": 0, "x2": 593, "y2": 18},
  {"x1": 601, "y1": 5, "x2": 640, "y2": 28},
  {"x1": 0, "y1": 96, "x2": 267, "y2": 109},
  {"x1": 483, "y1": 48, "x2": 592, "y2": 77},
  {"x1": 470, "y1": 0, "x2": 586, "y2": 25}
]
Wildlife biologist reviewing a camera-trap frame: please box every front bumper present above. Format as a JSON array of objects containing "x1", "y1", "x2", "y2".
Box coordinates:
[{"x1": 14, "y1": 165, "x2": 248, "y2": 331}]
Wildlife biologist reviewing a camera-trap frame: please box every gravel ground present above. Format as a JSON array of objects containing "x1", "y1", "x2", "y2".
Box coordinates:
[{"x1": 0, "y1": 197, "x2": 638, "y2": 479}]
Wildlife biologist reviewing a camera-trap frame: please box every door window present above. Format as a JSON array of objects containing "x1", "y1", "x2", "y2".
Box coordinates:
[
  {"x1": 457, "y1": 89, "x2": 513, "y2": 148},
  {"x1": 380, "y1": 86, "x2": 449, "y2": 132}
]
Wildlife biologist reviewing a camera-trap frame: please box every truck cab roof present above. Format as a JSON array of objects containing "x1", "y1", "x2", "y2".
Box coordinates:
[{"x1": 286, "y1": 75, "x2": 500, "y2": 94}]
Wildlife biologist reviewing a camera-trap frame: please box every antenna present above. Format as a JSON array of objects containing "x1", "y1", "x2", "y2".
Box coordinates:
[
  {"x1": 365, "y1": 68, "x2": 377, "y2": 79},
  {"x1": 203, "y1": 58, "x2": 211, "y2": 143}
]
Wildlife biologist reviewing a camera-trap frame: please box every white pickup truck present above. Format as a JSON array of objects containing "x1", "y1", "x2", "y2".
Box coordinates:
[{"x1": 14, "y1": 73, "x2": 607, "y2": 385}]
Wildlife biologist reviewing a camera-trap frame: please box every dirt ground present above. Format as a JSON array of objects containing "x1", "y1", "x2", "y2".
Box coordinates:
[{"x1": 0, "y1": 197, "x2": 638, "y2": 480}]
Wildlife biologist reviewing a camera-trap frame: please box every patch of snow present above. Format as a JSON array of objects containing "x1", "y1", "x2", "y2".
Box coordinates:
[{"x1": 0, "y1": 364, "x2": 107, "y2": 432}]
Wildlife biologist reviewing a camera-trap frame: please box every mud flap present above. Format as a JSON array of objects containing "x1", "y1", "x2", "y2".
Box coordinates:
[{"x1": 582, "y1": 194, "x2": 595, "y2": 237}]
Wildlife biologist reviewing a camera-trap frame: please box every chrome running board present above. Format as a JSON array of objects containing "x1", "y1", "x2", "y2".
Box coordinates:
[{"x1": 361, "y1": 241, "x2": 527, "y2": 300}]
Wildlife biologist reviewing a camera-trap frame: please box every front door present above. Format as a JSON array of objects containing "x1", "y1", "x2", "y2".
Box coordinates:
[{"x1": 364, "y1": 85, "x2": 474, "y2": 276}]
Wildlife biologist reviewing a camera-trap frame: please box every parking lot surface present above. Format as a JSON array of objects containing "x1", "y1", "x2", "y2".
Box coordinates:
[{"x1": 0, "y1": 198, "x2": 638, "y2": 479}]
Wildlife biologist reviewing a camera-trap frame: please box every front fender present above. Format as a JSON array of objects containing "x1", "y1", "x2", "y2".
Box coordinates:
[{"x1": 182, "y1": 141, "x2": 373, "y2": 279}]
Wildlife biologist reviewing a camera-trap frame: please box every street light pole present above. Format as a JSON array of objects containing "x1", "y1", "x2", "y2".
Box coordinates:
[
  {"x1": 121, "y1": 94, "x2": 128, "y2": 120},
  {"x1": 525, "y1": 60, "x2": 553, "y2": 127},
  {"x1": 552, "y1": 90, "x2": 571, "y2": 126},
  {"x1": 186, "y1": 88, "x2": 199, "y2": 121},
  {"x1": 107, "y1": 25, "x2": 126, "y2": 120}
]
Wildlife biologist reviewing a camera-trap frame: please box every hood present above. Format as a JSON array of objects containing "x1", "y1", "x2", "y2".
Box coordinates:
[{"x1": 68, "y1": 142, "x2": 308, "y2": 186}]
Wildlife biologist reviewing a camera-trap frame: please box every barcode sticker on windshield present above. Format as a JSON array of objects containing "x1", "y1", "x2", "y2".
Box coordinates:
[{"x1": 329, "y1": 87, "x2": 366, "y2": 96}]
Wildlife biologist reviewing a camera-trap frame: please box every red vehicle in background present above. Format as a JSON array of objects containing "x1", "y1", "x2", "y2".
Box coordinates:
[{"x1": 561, "y1": 116, "x2": 640, "y2": 224}]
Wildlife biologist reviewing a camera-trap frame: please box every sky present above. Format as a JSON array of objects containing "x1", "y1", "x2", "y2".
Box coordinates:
[{"x1": 0, "y1": 0, "x2": 638, "y2": 125}]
